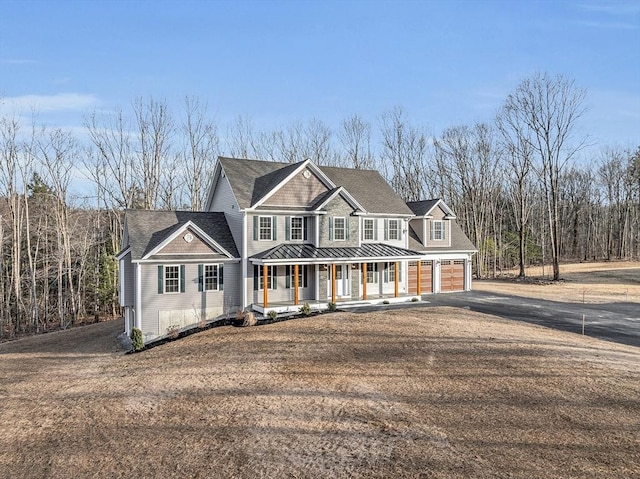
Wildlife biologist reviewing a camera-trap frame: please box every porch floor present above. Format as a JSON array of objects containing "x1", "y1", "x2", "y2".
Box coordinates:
[{"x1": 253, "y1": 293, "x2": 424, "y2": 316}]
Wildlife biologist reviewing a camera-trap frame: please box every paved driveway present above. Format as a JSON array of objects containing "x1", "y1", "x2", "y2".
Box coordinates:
[{"x1": 424, "y1": 291, "x2": 640, "y2": 347}]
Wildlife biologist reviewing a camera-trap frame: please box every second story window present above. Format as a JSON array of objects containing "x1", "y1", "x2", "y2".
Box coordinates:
[
  {"x1": 333, "y1": 217, "x2": 346, "y2": 241},
  {"x1": 285, "y1": 216, "x2": 306, "y2": 241},
  {"x1": 431, "y1": 220, "x2": 445, "y2": 240},
  {"x1": 388, "y1": 219, "x2": 400, "y2": 240},
  {"x1": 363, "y1": 219, "x2": 375, "y2": 240},
  {"x1": 259, "y1": 216, "x2": 272, "y2": 240},
  {"x1": 253, "y1": 216, "x2": 278, "y2": 241}
]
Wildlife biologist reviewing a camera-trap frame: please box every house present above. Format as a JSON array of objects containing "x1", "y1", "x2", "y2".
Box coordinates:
[{"x1": 117, "y1": 157, "x2": 476, "y2": 343}]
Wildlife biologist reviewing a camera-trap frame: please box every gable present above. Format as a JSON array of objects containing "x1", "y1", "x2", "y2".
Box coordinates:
[
  {"x1": 430, "y1": 205, "x2": 447, "y2": 220},
  {"x1": 155, "y1": 227, "x2": 226, "y2": 257},
  {"x1": 262, "y1": 166, "x2": 330, "y2": 208}
]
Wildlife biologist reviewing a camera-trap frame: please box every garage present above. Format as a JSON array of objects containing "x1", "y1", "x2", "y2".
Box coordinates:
[
  {"x1": 440, "y1": 259, "x2": 465, "y2": 292},
  {"x1": 408, "y1": 260, "x2": 433, "y2": 294}
]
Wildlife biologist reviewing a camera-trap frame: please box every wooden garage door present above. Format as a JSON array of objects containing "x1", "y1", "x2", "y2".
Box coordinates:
[
  {"x1": 408, "y1": 261, "x2": 433, "y2": 294},
  {"x1": 440, "y1": 260, "x2": 465, "y2": 292}
]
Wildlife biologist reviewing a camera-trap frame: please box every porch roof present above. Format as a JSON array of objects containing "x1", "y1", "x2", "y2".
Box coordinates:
[{"x1": 251, "y1": 243, "x2": 423, "y2": 264}]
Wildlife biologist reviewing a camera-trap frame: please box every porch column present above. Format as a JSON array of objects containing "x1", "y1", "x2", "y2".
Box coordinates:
[
  {"x1": 331, "y1": 263, "x2": 336, "y2": 303},
  {"x1": 263, "y1": 264, "x2": 268, "y2": 308},
  {"x1": 417, "y1": 260, "x2": 422, "y2": 296},
  {"x1": 362, "y1": 263, "x2": 367, "y2": 300},
  {"x1": 394, "y1": 261, "x2": 399, "y2": 297},
  {"x1": 294, "y1": 264, "x2": 299, "y2": 305}
]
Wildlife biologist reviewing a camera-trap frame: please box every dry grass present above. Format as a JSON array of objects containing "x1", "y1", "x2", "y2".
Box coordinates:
[
  {"x1": 476, "y1": 261, "x2": 640, "y2": 303},
  {"x1": 1, "y1": 303, "x2": 639, "y2": 478}
]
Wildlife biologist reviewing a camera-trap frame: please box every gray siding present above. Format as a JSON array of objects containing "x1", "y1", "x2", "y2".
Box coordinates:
[
  {"x1": 318, "y1": 196, "x2": 359, "y2": 248},
  {"x1": 409, "y1": 218, "x2": 425, "y2": 246},
  {"x1": 209, "y1": 174, "x2": 244, "y2": 254},
  {"x1": 139, "y1": 261, "x2": 241, "y2": 342},
  {"x1": 120, "y1": 251, "x2": 134, "y2": 306},
  {"x1": 360, "y1": 216, "x2": 409, "y2": 248},
  {"x1": 246, "y1": 214, "x2": 315, "y2": 256}
]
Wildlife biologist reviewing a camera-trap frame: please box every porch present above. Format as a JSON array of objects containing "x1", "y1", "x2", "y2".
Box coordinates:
[{"x1": 253, "y1": 292, "x2": 423, "y2": 316}]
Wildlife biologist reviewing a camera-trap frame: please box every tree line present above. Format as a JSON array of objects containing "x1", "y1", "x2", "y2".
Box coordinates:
[{"x1": 1, "y1": 72, "x2": 638, "y2": 338}]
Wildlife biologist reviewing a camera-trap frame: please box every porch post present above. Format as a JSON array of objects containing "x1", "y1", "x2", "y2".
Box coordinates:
[
  {"x1": 263, "y1": 264, "x2": 268, "y2": 308},
  {"x1": 362, "y1": 262, "x2": 367, "y2": 300},
  {"x1": 294, "y1": 264, "x2": 299, "y2": 305},
  {"x1": 394, "y1": 261, "x2": 399, "y2": 298},
  {"x1": 331, "y1": 263, "x2": 336, "y2": 303},
  {"x1": 417, "y1": 260, "x2": 422, "y2": 296}
]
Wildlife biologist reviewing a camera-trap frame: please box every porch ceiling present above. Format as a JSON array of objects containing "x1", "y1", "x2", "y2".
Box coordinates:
[{"x1": 251, "y1": 243, "x2": 423, "y2": 264}]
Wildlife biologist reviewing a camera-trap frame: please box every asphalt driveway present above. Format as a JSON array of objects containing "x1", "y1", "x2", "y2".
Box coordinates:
[{"x1": 424, "y1": 291, "x2": 640, "y2": 347}]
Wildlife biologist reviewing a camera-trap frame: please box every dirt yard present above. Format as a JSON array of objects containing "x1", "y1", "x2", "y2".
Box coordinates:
[
  {"x1": 1, "y1": 303, "x2": 639, "y2": 478},
  {"x1": 475, "y1": 261, "x2": 640, "y2": 304}
]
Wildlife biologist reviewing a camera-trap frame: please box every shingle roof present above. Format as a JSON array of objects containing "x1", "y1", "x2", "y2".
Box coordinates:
[
  {"x1": 320, "y1": 166, "x2": 414, "y2": 215},
  {"x1": 123, "y1": 210, "x2": 239, "y2": 260},
  {"x1": 251, "y1": 243, "x2": 423, "y2": 262},
  {"x1": 407, "y1": 221, "x2": 476, "y2": 253},
  {"x1": 406, "y1": 199, "x2": 440, "y2": 216},
  {"x1": 218, "y1": 157, "x2": 414, "y2": 215}
]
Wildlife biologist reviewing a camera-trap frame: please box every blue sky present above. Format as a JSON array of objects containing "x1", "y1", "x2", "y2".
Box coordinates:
[{"x1": 1, "y1": 0, "x2": 639, "y2": 157}]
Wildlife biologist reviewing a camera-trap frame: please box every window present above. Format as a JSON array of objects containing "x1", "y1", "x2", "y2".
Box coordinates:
[
  {"x1": 254, "y1": 265, "x2": 276, "y2": 290},
  {"x1": 363, "y1": 219, "x2": 375, "y2": 240},
  {"x1": 158, "y1": 265, "x2": 185, "y2": 294},
  {"x1": 165, "y1": 265, "x2": 180, "y2": 293},
  {"x1": 259, "y1": 216, "x2": 272, "y2": 240},
  {"x1": 290, "y1": 217, "x2": 303, "y2": 240},
  {"x1": 388, "y1": 219, "x2": 400, "y2": 240},
  {"x1": 386, "y1": 262, "x2": 396, "y2": 283},
  {"x1": 286, "y1": 265, "x2": 308, "y2": 288},
  {"x1": 199, "y1": 264, "x2": 224, "y2": 291},
  {"x1": 333, "y1": 217, "x2": 346, "y2": 241},
  {"x1": 431, "y1": 220, "x2": 445, "y2": 240},
  {"x1": 365, "y1": 263, "x2": 378, "y2": 284},
  {"x1": 253, "y1": 216, "x2": 277, "y2": 241}
]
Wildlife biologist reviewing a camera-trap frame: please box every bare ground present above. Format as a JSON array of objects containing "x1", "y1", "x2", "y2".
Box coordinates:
[
  {"x1": 1, "y1": 303, "x2": 639, "y2": 478},
  {"x1": 475, "y1": 261, "x2": 640, "y2": 304}
]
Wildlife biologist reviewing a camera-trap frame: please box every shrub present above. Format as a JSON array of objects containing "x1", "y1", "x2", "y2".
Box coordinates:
[
  {"x1": 300, "y1": 302, "x2": 312, "y2": 316},
  {"x1": 327, "y1": 302, "x2": 337, "y2": 312},
  {"x1": 411, "y1": 297, "x2": 419, "y2": 302},
  {"x1": 130, "y1": 328, "x2": 144, "y2": 352},
  {"x1": 267, "y1": 310, "x2": 278, "y2": 320},
  {"x1": 382, "y1": 300, "x2": 390, "y2": 305},
  {"x1": 166, "y1": 324, "x2": 180, "y2": 339},
  {"x1": 242, "y1": 311, "x2": 257, "y2": 327}
]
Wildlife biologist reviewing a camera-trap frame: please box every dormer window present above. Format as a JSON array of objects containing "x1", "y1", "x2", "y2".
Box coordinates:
[{"x1": 431, "y1": 220, "x2": 445, "y2": 240}]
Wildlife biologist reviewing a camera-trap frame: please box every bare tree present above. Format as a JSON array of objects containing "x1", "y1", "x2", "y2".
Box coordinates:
[
  {"x1": 380, "y1": 107, "x2": 429, "y2": 201},
  {"x1": 501, "y1": 73, "x2": 587, "y2": 280},
  {"x1": 496, "y1": 104, "x2": 536, "y2": 277},
  {"x1": 338, "y1": 114, "x2": 375, "y2": 169},
  {"x1": 181, "y1": 96, "x2": 219, "y2": 210}
]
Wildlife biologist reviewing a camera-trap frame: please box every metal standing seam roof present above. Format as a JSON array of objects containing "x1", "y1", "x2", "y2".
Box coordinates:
[{"x1": 251, "y1": 243, "x2": 423, "y2": 262}]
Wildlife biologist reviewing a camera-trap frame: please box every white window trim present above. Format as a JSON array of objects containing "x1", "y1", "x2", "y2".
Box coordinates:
[
  {"x1": 334, "y1": 216, "x2": 346, "y2": 241},
  {"x1": 203, "y1": 263, "x2": 220, "y2": 292},
  {"x1": 388, "y1": 219, "x2": 400, "y2": 240},
  {"x1": 431, "y1": 220, "x2": 445, "y2": 241},
  {"x1": 287, "y1": 265, "x2": 307, "y2": 289},
  {"x1": 290, "y1": 216, "x2": 304, "y2": 242},
  {"x1": 164, "y1": 265, "x2": 181, "y2": 295},
  {"x1": 259, "y1": 216, "x2": 273, "y2": 241},
  {"x1": 363, "y1": 218, "x2": 374, "y2": 241}
]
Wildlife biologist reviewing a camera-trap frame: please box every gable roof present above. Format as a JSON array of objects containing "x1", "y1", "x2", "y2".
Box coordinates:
[
  {"x1": 319, "y1": 166, "x2": 414, "y2": 215},
  {"x1": 406, "y1": 199, "x2": 456, "y2": 218},
  {"x1": 218, "y1": 157, "x2": 414, "y2": 215},
  {"x1": 123, "y1": 210, "x2": 239, "y2": 260},
  {"x1": 408, "y1": 220, "x2": 476, "y2": 253}
]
